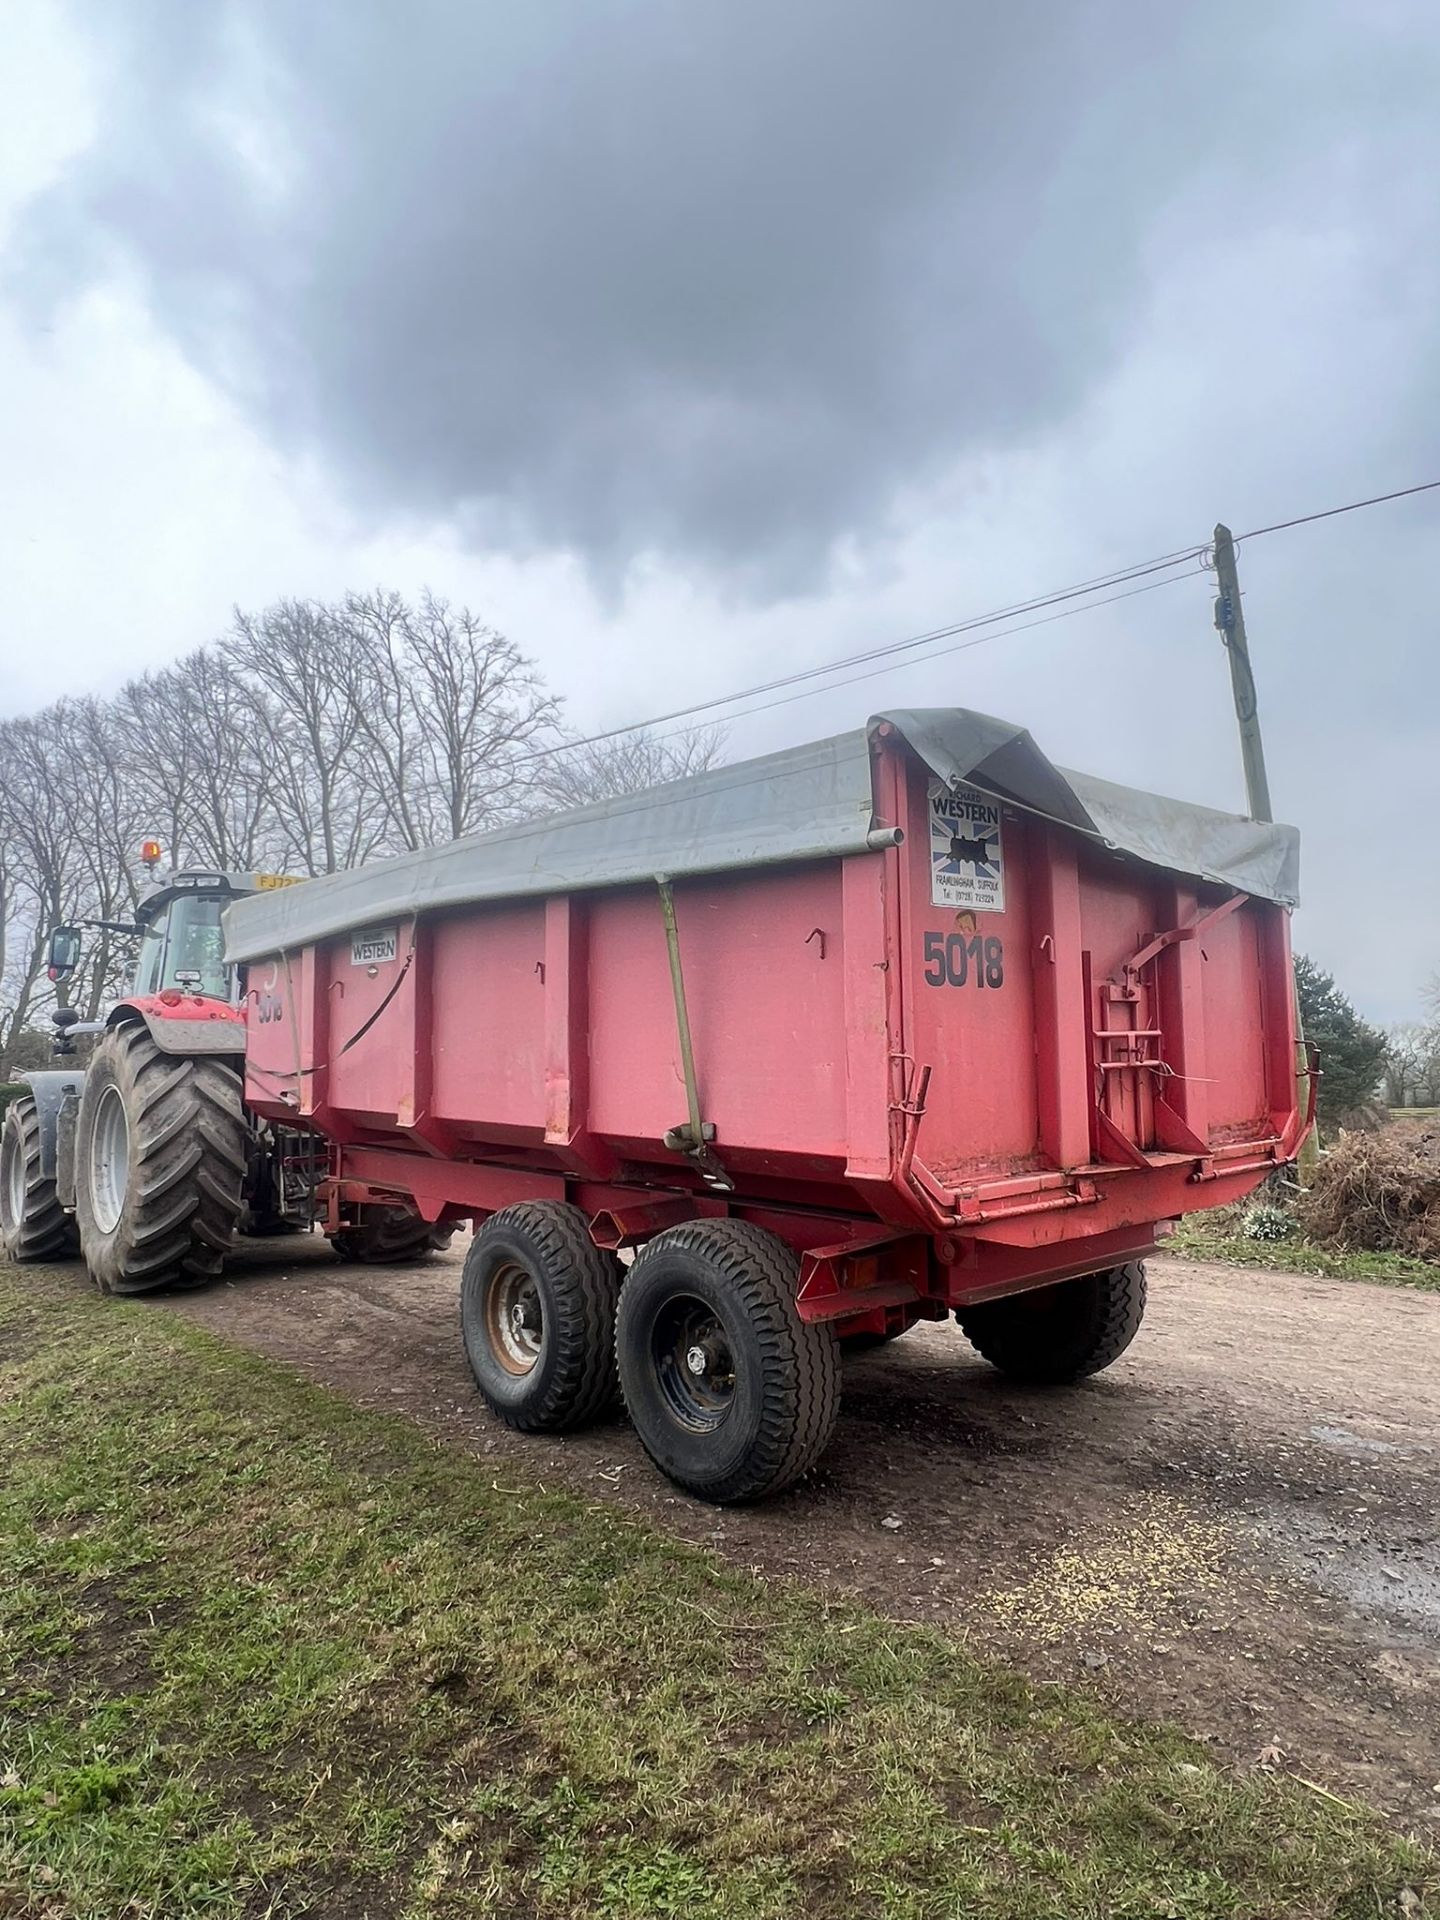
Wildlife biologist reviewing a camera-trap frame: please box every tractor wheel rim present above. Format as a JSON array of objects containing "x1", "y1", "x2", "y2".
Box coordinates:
[
  {"x1": 90, "y1": 1084, "x2": 131, "y2": 1234},
  {"x1": 485, "y1": 1262, "x2": 544, "y2": 1375},
  {"x1": 652, "y1": 1294, "x2": 736, "y2": 1432},
  {"x1": 1, "y1": 1126, "x2": 23, "y2": 1234}
]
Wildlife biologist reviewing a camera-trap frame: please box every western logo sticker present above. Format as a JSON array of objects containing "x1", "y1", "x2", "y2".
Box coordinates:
[
  {"x1": 351, "y1": 926, "x2": 399, "y2": 966},
  {"x1": 928, "y1": 782, "x2": 1004, "y2": 912}
]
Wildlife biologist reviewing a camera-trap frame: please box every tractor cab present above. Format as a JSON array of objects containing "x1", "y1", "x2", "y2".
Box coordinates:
[
  {"x1": 130, "y1": 872, "x2": 250, "y2": 1003},
  {"x1": 45, "y1": 850, "x2": 301, "y2": 1034}
]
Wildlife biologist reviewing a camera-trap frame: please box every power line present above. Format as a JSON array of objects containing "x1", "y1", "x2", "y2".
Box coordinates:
[
  {"x1": 644, "y1": 567, "x2": 1201, "y2": 742},
  {"x1": 363, "y1": 579, "x2": 1211, "y2": 875},
  {"x1": 1238, "y1": 477, "x2": 1440, "y2": 542},
  {"x1": 515, "y1": 545, "x2": 1205, "y2": 768},
  {"x1": 524, "y1": 472, "x2": 1440, "y2": 770}
]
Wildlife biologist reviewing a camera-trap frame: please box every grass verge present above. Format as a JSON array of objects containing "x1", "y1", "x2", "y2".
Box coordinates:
[
  {"x1": 1, "y1": 1266, "x2": 1436, "y2": 1920},
  {"x1": 1166, "y1": 1225, "x2": 1440, "y2": 1291}
]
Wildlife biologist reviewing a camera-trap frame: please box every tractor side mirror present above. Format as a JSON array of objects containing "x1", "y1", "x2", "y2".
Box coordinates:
[{"x1": 47, "y1": 925, "x2": 82, "y2": 982}]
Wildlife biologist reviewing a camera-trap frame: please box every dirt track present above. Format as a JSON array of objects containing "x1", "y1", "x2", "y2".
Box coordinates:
[{"x1": 168, "y1": 1240, "x2": 1440, "y2": 1824}]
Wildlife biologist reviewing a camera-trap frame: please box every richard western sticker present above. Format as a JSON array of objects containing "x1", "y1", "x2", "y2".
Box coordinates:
[
  {"x1": 928, "y1": 782, "x2": 1005, "y2": 912},
  {"x1": 351, "y1": 926, "x2": 398, "y2": 966}
]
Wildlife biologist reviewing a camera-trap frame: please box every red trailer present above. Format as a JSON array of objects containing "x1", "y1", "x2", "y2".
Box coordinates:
[{"x1": 226, "y1": 709, "x2": 1307, "y2": 1502}]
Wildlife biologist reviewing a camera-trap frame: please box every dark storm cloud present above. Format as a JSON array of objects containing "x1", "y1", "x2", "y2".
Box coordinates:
[{"x1": 10, "y1": 1, "x2": 1431, "y2": 583}]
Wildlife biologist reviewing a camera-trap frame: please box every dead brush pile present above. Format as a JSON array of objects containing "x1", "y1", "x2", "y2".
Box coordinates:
[{"x1": 1297, "y1": 1124, "x2": 1440, "y2": 1260}]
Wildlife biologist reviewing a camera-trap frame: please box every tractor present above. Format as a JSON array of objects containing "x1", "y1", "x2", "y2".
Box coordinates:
[{"x1": 0, "y1": 850, "x2": 447, "y2": 1290}]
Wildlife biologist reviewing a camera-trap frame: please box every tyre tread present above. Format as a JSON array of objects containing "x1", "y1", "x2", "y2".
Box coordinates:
[
  {"x1": 959, "y1": 1261, "x2": 1147, "y2": 1384},
  {"x1": 330, "y1": 1205, "x2": 454, "y2": 1265},
  {"x1": 619, "y1": 1218, "x2": 841, "y2": 1503},
  {"x1": 0, "y1": 1097, "x2": 78, "y2": 1262},
  {"x1": 462, "y1": 1202, "x2": 621, "y2": 1432},
  {"x1": 76, "y1": 1023, "x2": 246, "y2": 1294}
]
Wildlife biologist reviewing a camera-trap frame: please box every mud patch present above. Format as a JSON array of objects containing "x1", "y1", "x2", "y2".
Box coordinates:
[{"x1": 1263, "y1": 1506, "x2": 1440, "y2": 1640}]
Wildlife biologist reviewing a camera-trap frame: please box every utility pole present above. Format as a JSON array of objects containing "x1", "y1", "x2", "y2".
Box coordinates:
[
  {"x1": 1212, "y1": 521, "x2": 1317, "y2": 1167},
  {"x1": 1210, "y1": 523, "x2": 1272, "y2": 822}
]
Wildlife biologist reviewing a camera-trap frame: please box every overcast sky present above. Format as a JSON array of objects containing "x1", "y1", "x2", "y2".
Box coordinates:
[{"x1": 2, "y1": 0, "x2": 1437, "y2": 1022}]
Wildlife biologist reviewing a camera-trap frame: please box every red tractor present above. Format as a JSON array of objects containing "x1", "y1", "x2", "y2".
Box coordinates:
[{"x1": 0, "y1": 855, "x2": 446, "y2": 1290}]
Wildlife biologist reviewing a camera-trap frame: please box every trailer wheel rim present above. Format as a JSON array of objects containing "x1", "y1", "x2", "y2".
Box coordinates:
[
  {"x1": 1, "y1": 1125, "x2": 22, "y2": 1233},
  {"x1": 484, "y1": 1261, "x2": 545, "y2": 1375},
  {"x1": 89, "y1": 1083, "x2": 131, "y2": 1234},
  {"x1": 651, "y1": 1293, "x2": 736, "y2": 1431}
]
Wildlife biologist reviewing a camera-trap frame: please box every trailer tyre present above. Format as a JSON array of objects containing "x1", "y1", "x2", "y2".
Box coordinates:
[
  {"x1": 616, "y1": 1220, "x2": 841, "y2": 1505},
  {"x1": 330, "y1": 1206, "x2": 454, "y2": 1264},
  {"x1": 958, "y1": 1262, "x2": 1147, "y2": 1384},
  {"x1": 74, "y1": 1023, "x2": 248, "y2": 1295},
  {"x1": 0, "y1": 1095, "x2": 78, "y2": 1263},
  {"x1": 461, "y1": 1203, "x2": 623, "y2": 1432}
]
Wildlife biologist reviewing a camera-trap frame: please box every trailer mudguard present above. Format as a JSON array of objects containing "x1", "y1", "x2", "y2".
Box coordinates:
[{"x1": 15, "y1": 1069, "x2": 86, "y2": 1180}]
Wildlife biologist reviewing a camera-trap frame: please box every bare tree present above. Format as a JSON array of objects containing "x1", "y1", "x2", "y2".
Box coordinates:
[
  {"x1": 1383, "y1": 1019, "x2": 1440, "y2": 1108},
  {"x1": 0, "y1": 712, "x2": 76, "y2": 1035},
  {"x1": 0, "y1": 707, "x2": 104, "y2": 1056},
  {"x1": 228, "y1": 599, "x2": 374, "y2": 875},
  {"x1": 0, "y1": 731, "x2": 50, "y2": 1073},
  {"x1": 1393, "y1": 1021, "x2": 1440, "y2": 1108},
  {"x1": 538, "y1": 724, "x2": 726, "y2": 811},
  {"x1": 2, "y1": 584, "x2": 707, "y2": 1070},
  {"x1": 122, "y1": 649, "x2": 277, "y2": 870},
  {"x1": 50, "y1": 699, "x2": 147, "y2": 1017},
  {"x1": 343, "y1": 590, "x2": 562, "y2": 847}
]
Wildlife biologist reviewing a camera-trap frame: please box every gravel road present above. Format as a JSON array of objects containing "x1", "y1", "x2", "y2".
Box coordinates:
[{"x1": 167, "y1": 1239, "x2": 1440, "y2": 1824}]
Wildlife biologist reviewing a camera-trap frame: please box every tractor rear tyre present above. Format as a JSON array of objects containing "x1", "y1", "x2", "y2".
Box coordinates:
[
  {"x1": 460, "y1": 1202, "x2": 623, "y2": 1431},
  {"x1": 957, "y1": 1262, "x2": 1147, "y2": 1385},
  {"x1": 330, "y1": 1206, "x2": 455, "y2": 1264},
  {"x1": 616, "y1": 1219, "x2": 841, "y2": 1505},
  {"x1": 0, "y1": 1095, "x2": 78, "y2": 1262},
  {"x1": 74, "y1": 1024, "x2": 247, "y2": 1295}
]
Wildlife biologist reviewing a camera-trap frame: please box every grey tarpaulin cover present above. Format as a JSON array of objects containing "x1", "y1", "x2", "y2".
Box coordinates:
[{"x1": 223, "y1": 708, "x2": 1300, "y2": 962}]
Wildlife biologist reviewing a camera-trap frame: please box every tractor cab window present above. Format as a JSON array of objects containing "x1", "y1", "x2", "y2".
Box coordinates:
[
  {"x1": 133, "y1": 921, "x2": 165, "y2": 998},
  {"x1": 134, "y1": 893, "x2": 234, "y2": 1001}
]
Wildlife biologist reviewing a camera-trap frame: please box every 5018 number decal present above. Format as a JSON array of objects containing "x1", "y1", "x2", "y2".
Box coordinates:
[{"x1": 922, "y1": 931, "x2": 1004, "y2": 989}]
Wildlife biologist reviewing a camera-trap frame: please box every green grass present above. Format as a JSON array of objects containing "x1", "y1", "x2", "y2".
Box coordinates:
[
  {"x1": 1167, "y1": 1222, "x2": 1440, "y2": 1291},
  {"x1": 1, "y1": 1267, "x2": 1436, "y2": 1920}
]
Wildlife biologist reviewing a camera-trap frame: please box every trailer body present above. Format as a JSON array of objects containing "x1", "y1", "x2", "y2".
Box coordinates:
[
  {"x1": 226, "y1": 709, "x2": 1306, "y2": 1496},
  {"x1": 232, "y1": 709, "x2": 1304, "y2": 1306}
]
